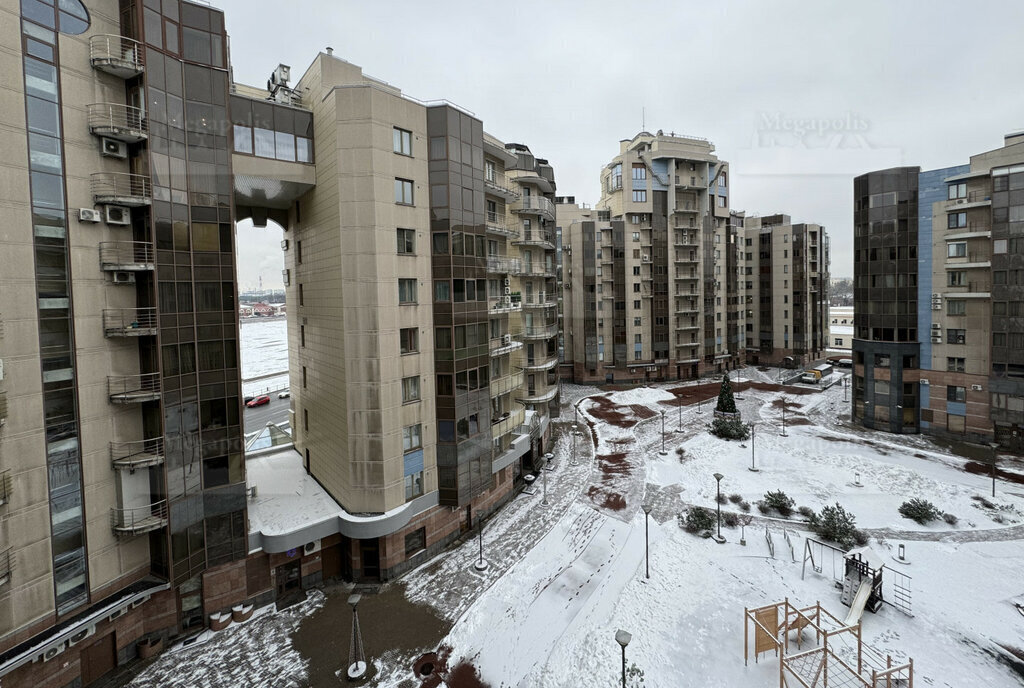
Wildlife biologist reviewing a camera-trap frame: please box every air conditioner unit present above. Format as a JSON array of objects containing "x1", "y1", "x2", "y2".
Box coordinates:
[
  {"x1": 280, "y1": 239, "x2": 289, "y2": 250},
  {"x1": 78, "y1": 208, "x2": 101, "y2": 223},
  {"x1": 955, "y1": 198, "x2": 966, "y2": 205},
  {"x1": 504, "y1": 278, "x2": 511, "y2": 287},
  {"x1": 131, "y1": 595, "x2": 151, "y2": 608},
  {"x1": 41, "y1": 643, "x2": 66, "y2": 662},
  {"x1": 281, "y1": 269, "x2": 290, "y2": 286},
  {"x1": 502, "y1": 334, "x2": 512, "y2": 345},
  {"x1": 100, "y1": 137, "x2": 128, "y2": 159},
  {"x1": 956, "y1": 336, "x2": 965, "y2": 343},
  {"x1": 920, "y1": 379, "x2": 929, "y2": 385},
  {"x1": 932, "y1": 304, "x2": 942, "y2": 310},
  {"x1": 504, "y1": 287, "x2": 511, "y2": 295},
  {"x1": 105, "y1": 205, "x2": 131, "y2": 225},
  {"x1": 503, "y1": 296, "x2": 511, "y2": 304},
  {"x1": 931, "y1": 323, "x2": 941, "y2": 330},
  {"x1": 107, "y1": 607, "x2": 127, "y2": 622},
  {"x1": 303, "y1": 539, "x2": 321, "y2": 555},
  {"x1": 642, "y1": 254, "x2": 650, "y2": 262},
  {"x1": 67, "y1": 625, "x2": 96, "y2": 646},
  {"x1": 112, "y1": 271, "x2": 135, "y2": 285},
  {"x1": 971, "y1": 384, "x2": 983, "y2": 391}
]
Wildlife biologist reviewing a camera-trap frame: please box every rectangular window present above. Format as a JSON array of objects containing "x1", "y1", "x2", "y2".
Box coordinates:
[
  {"x1": 397, "y1": 228, "x2": 415, "y2": 254},
  {"x1": 298, "y1": 283, "x2": 304, "y2": 306},
  {"x1": 947, "y1": 299, "x2": 965, "y2": 315},
  {"x1": 401, "y1": 376, "x2": 420, "y2": 403},
  {"x1": 874, "y1": 354, "x2": 890, "y2": 367},
  {"x1": 947, "y1": 271, "x2": 965, "y2": 286},
  {"x1": 393, "y1": 127, "x2": 413, "y2": 156},
  {"x1": 398, "y1": 278, "x2": 417, "y2": 304},
  {"x1": 874, "y1": 380, "x2": 889, "y2": 396},
  {"x1": 404, "y1": 473, "x2": 424, "y2": 503},
  {"x1": 485, "y1": 160, "x2": 496, "y2": 183},
  {"x1": 402, "y1": 424, "x2": 422, "y2": 452},
  {"x1": 404, "y1": 526, "x2": 426, "y2": 555},
  {"x1": 302, "y1": 366, "x2": 307, "y2": 388},
  {"x1": 632, "y1": 190, "x2": 647, "y2": 203},
  {"x1": 394, "y1": 178, "x2": 414, "y2": 205},
  {"x1": 947, "y1": 328, "x2": 966, "y2": 344},
  {"x1": 947, "y1": 242, "x2": 967, "y2": 258},
  {"x1": 947, "y1": 212, "x2": 967, "y2": 229},
  {"x1": 631, "y1": 163, "x2": 646, "y2": 181},
  {"x1": 946, "y1": 357, "x2": 966, "y2": 372},
  {"x1": 399, "y1": 327, "x2": 418, "y2": 354},
  {"x1": 946, "y1": 385, "x2": 966, "y2": 402},
  {"x1": 947, "y1": 182, "x2": 967, "y2": 200}
]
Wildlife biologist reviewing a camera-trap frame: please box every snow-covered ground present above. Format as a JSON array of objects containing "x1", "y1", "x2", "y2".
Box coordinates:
[{"x1": 124, "y1": 373, "x2": 1024, "y2": 687}]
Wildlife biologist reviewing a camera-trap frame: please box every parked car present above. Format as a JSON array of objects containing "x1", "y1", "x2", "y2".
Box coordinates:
[
  {"x1": 800, "y1": 373, "x2": 819, "y2": 384},
  {"x1": 838, "y1": 358, "x2": 853, "y2": 368},
  {"x1": 243, "y1": 395, "x2": 255, "y2": 404},
  {"x1": 278, "y1": 390, "x2": 290, "y2": 399},
  {"x1": 246, "y1": 395, "x2": 270, "y2": 408}
]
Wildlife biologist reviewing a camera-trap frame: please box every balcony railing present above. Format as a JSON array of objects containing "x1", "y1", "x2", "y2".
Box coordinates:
[
  {"x1": 86, "y1": 103, "x2": 148, "y2": 142},
  {"x1": 108, "y1": 373, "x2": 161, "y2": 404},
  {"x1": 91, "y1": 172, "x2": 152, "y2": 206},
  {"x1": 514, "y1": 230, "x2": 556, "y2": 250},
  {"x1": 520, "y1": 385, "x2": 558, "y2": 404},
  {"x1": 102, "y1": 308, "x2": 157, "y2": 337},
  {"x1": 490, "y1": 334, "x2": 524, "y2": 357},
  {"x1": 520, "y1": 353, "x2": 559, "y2": 371},
  {"x1": 111, "y1": 501, "x2": 168, "y2": 535},
  {"x1": 521, "y1": 294, "x2": 557, "y2": 309},
  {"x1": 99, "y1": 241, "x2": 155, "y2": 271},
  {"x1": 110, "y1": 438, "x2": 165, "y2": 471},
  {"x1": 487, "y1": 256, "x2": 521, "y2": 274},
  {"x1": 89, "y1": 35, "x2": 144, "y2": 78},
  {"x1": 521, "y1": 323, "x2": 558, "y2": 340},
  {"x1": 675, "y1": 175, "x2": 705, "y2": 189},
  {"x1": 492, "y1": 407, "x2": 526, "y2": 439},
  {"x1": 512, "y1": 263, "x2": 555, "y2": 278},
  {"x1": 511, "y1": 196, "x2": 555, "y2": 219},
  {"x1": 946, "y1": 190, "x2": 992, "y2": 207},
  {"x1": 484, "y1": 176, "x2": 521, "y2": 201},
  {"x1": 489, "y1": 370, "x2": 525, "y2": 398},
  {"x1": 485, "y1": 213, "x2": 520, "y2": 239}
]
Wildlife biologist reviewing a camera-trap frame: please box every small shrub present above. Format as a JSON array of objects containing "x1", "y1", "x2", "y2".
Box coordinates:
[
  {"x1": 715, "y1": 493, "x2": 728, "y2": 504},
  {"x1": 972, "y1": 495, "x2": 996, "y2": 509},
  {"x1": 993, "y1": 513, "x2": 1006, "y2": 524},
  {"x1": 808, "y1": 503, "x2": 859, "y2": 548},
  {"x1": 710, "y1": 416, "x2": 750, "y2": 440},
  {"x1": 764, "y1": 490, "x2": 796, "y2": 517},
  {"x1": 684, "y1": 506, "x2": 716, "y2": 534},
  {"x1": 675, "y1": 446, "x2": 685, "y2": 456},
  {"x1": 797, "y1": 506, "x2": 815, "y2": 520},
  {"x1": 728, "y1": 493, "x2": 743, "y2": 504},
  {"x1": 739, "y1": 501, "x2": 751, "y2": 512},
  {"x1": 756, "y1": 501, "x2": 770, "y2": 515},
  {"x1": 943, "y1": 513, "x2": 958, "y2": 526},
  {"x1": 898, "y1": 498, "x2": 942, "y2": 525},
  {"x1": 853, "y1": 529, "x2": 870, "y2": 546},
  {"x1": 723, "y1": 512, "x2": 739, "y2": 528}
]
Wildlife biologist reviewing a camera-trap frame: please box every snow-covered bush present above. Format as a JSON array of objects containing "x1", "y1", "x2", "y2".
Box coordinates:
[
  {"x1": 739, "y1": 501, "x2": 751, "y2": 512},
  {"x1": 684, "y1": 506, "x2": 716, "y2": 534},
  {"x1": 943, "y1": 513, "x2": 958, "y2": 525},
  {"x1": 716, "y1": 374, "x2": 737, "y2": 413},
  {"x1": 728, "y1": 493, "x2": 743, "y2": 504},
  {"x1": 715, "y1": 492, "x2": 728, "y2": 504},
  {"x1": 898, "y1": 498, "x2": 942, "y2": 525},
  {"x1": 808, "y1": 502, "x2": 859, "y2": 547},
  {"x1": 710, "y1": 416, "x2": 750, "y2": 440},
  {"x1": 723, "y1": 512, "x2": 739, "y2": 528},
  {"x1": 797, "y1": 506, "x2": 815, "y2": 520},
  {"x1": 763, "y1": 490, "x2": 795, "y2": 517}
]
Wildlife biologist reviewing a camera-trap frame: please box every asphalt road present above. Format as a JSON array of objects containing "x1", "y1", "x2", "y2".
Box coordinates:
[{"x1": 243, "y1": 393, "x2": 292, "y2": 436}]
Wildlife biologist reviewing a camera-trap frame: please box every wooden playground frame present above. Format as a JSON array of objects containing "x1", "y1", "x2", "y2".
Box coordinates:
[{"x1": 744, "y1": 598, "x2": 913, "y2": 687}]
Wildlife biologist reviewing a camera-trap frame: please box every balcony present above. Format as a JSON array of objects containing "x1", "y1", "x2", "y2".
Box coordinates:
[
  {"x1": 487, "y1": 255, "x2": 521, "y2": 275},
  {"x1": 675, "y1": 175, "x2": 705, "y2": 190},
  {"x1": 511, "y1": 196, "x2": 555, "y2": 220},
  {"x1": 674, "y1": 273, "x2": 699, "y2": 280},
  {"x1": 490, "y1": 334, "x2": 524, "y2": 357},
  {"x1": 514, "y1": 230, "x2": 556, "y2": 251},
  {"x1": 521, "y1": 323, "x2": 558, "y2": 340},
  {"x1": 490, "y1": 370, "x2": 525, "y2": 398},
  {"x1": 484, "y1": 175, "x2": 521, "y2": 202},
  {"x1": 87, "y1": 103, "x2": 148, "y2": 143},
  {"x1": 945, "y1": 190, "x2": 991, "y2": 211},
  {"x1": 485, "y1": 213, "x2": 520, "y2": 239},
  {"x1": 675, "y1": 236, "x2": 699, "y2": 248},
  {"x1": 520, "y1": 385, "x2": 558, "y2": 404},
  {"x1": 91, "y1": 172, "x2": 151, "y2": 206},
  {"x1": 491, "y1": 407, "x2": 525, "y2": 439},
  {"x1": 89, "y1": 35, "x2": 144, "y2": 78},
  {"x1": 511, "y1": 263, "x2": 555, "y2": 279},
  {"x1": 489, "y1": 297, "x2": 522, "y2": 314},
  {"x1": 520, "y1": 354, "x2": 559, "y2": 372},
  {"x1": 110, "y1": 438, "x2": 165, "y2": 471},
  {"x1": 111, "y1": 501, "x2": 168, "y2": 536},
  {"x1": 676, "y1": 323, "x2": 701, "y2": 331},
  {"x1": 108, "y1": 373, "x2": 161, "y2": 404},
  {"x1": 521, "y1": 294, "x2": 557, "y2": 310},
  {"x1": 103, "y1": 308, "x2": 157, "y2": 337},
  {"x1": 99, "y1": 241, "x2": 155, "y2": 272}
]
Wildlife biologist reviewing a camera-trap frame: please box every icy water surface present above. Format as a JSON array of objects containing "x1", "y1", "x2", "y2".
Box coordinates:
[{"x1": 240, "y1": 318, "x2": 288, "y2": 393}]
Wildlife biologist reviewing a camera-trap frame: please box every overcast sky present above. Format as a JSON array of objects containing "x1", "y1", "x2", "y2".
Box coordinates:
[{"x1": 229, "y1": 0, "x2": 1024, "y2": 290}]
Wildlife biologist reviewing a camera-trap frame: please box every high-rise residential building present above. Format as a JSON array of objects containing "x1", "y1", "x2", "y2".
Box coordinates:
[
  {"x1": 561, "y1": 131, "x2": 829, "y2": 383},
  {"x1": 0, "y1": 2, "x2": 556, "y2": 684},
  {"x1": 852, "y1": 132, "x2": 1024, "y2": 449}
]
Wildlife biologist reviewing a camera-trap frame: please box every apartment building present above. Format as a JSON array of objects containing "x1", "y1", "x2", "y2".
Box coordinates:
[
  {"x1": 0, "y1": 2, "x2": 556, "y2": 685},
  {"x1": 851, "y1": 132, "x2": 1024, "y2": 449},
  {"x1": 561, "y1": 131, "x2": 829, "y2": 383}
]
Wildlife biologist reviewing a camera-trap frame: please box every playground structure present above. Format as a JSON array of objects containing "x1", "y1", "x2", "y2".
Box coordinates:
[
  {"x1": 803, "y1": 539, "x2": 913, "y2": 618},
  {"x1": 743, "y1": 598, "x2": 914, "y2": 687}
]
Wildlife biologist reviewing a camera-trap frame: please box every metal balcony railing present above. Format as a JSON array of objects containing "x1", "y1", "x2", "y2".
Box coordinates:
[
  {"x1": 485, "y1": 212, "x2": 520, "y2": 239},
  {"x1": 489, "y1": 334, "x2": 524, "y2": 356},
  {"x1": 487, "y1": 256, "x2": 521, "y2": 274},
  {"x1": 521, "y1": 323, "x2": 558, "y2": 340},
  {"x1": 0, "y1": 549, "x2": 11, "y2": 588},
  {"x1": 521, "y1": 294, "x2": 557, "y2": 309},
  {"x1": 110, "y1": 438, "x2": 165, "y2": 471},
  {"x1": 489, "y1": 370, "x2": 525, "y2": 398},
  {"x1": 512, "y1": 263, "x2": 555, "y2": 278},
  {"x1": 520, "y1": 385, "x2": 558, "y2": 404},
  {"x1": 108, "y1": 373, "x2": 161, "y2": 404},
  {"x1": 102, "y1": 308, "x2": 157, "y2": 337},
  {"x1": 484, "y1": 176, "x2": 521, "y2": 201},
  {"x1": 111, "y1": 501, "x2": 168, "y2": 535},
  {"x1": 491, "y1": 407, "x2": 526, "y2": 438},
  {"x1": 89, "y1": 35, "x2": 144, "y2": 78},
  {"x1": 87, "y1": 103, "x2": 148, "y2": 142},
  {"x1": 514, "y1": 230, "x2": 555, "y2": 250},
  {"x1": 520, "y1": 353, "x2": 559, "y2": 371},
  {"x1": 99, "y1": 241, "x2": 155, "y2": 271},
  {"x1": 91, "y1": 172, "x2": 152, "y2": 206},
  {"x1": 511, "y1": 196, "x2": 555, "y2": 218},
  {"x1": 947, "y1": 190, "x2": 992, "y2": 206}
]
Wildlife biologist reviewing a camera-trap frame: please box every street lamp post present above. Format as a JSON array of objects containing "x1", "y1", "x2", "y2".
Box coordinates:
[
  {"x1": 748, "y1": 423, "x2": 759, "y2": 472},
  {"x1": 474, "y1": 515, "x2": 488, "y2": 571},
  {"x1": 678, "y1": 401, "x2": 683, "y2": 431},
  {"x1": 615, "y1": 630, "x2": 632, "y2": 688},
  {"x1": 990, "y1": 441, "x2": 1000, "y2": 498},
  {"x1": 781, "y1": 396, "x2": 788, "y2": 437},
  {"x1": 660, "y1": 411, "x2": 667, "y2": 456},
  {"x1": 347, "y1": 594, "x2": 367, "y2": 680},
  {"x1": 542, "y1": 452, "x2": 553, "y2": 505},
  {"x1": 571, "y1": 423, "x2": 579, "y2": 467},
  {"x1": 713, "y1": 472, "x2": 725, "y2": 543},
  {"x1": 641, "y1": 503, "x2": 652, "y2": 579},
  {"x1": 843, "y1": 376, "x2": 849, "y2": 402}
]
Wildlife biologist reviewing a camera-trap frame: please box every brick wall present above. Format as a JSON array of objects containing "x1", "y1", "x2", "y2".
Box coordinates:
[{"x1": 202, "y1": 560, "x2": 248, "y2": 617}]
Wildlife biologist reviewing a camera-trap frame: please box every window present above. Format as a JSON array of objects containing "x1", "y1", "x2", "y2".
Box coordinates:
[
  {"x1": 393, "y1": 127, "x2": 412, "y2": 156},
  {"x1": 394, "y1": 178, "x2": 414, "y2": 205},
  {"x1": 398, "y1": 278, "x2": 417, "y2": 304},
  {"x1": 631, "y1": 163, "x2": 646, "y2": 181},
  {"x1": 947, "y1": 271, "x2": 965, "y2": 286},
  {"x1": 874, "y1": 354, "x2": 890, "y2": 368},
  {"x1": 300, "y1": 325, "x2": 305, "y2": 347},
  {"x1": 633, "y1": 266, "x2": 641, "y2": 276},
  {"x1": 874, "y1": 380, "x2": 889, "y2": 395},
  {"x1": 403, "y1": 424, "x2": 422, "y2": 452},
  {"x1": 633, "y1": 283, "x2": 641, "y2": 293},
  {"x1": 400, "y1": 327, "x2": 418, "y2": 354},
  {"x1": 717, "y1": 195, "x2": 726, "y2": 208},
  {"x1": 633, "y1": 300, "x2": 641, "y2": 309},
  {"x1": 947, "y1": 242, "x2": 966, "y2": 258},
  {"x1": 994, "y1": 239, "x2": 1008, "y2": 254},
  {"x1": 947, "y1": 357, "x2": 966, "y2": 372},
  {"x1": 397, "y1": 228, "x2": 415, "y2": 254},
  {"x1": 634, "y1": 317, "x2": 642, "y2": 326},
  {"x1": 485, "y1": 160, "x2": 495, "y2": 182},
  {"x1": 947, "y1": 328, "x2": 966, "y2": 344},
  {"x1": 401, "y1": 376, "x2": 420, "y2": 403},
  {"x1": 946, "y1": 385, "x2": 966, "y2": 402},
  {"x1": 404, "y1": 526, "x2": 425, "y2": 555},
  {"x1": 947, "y1": 182, "x2": 966, "y2": 200},
  {"x1": 302, "y1": 366, "x2": 307, "y2": 388},
  {"x1": 947, "y1": 299, "x2": 965, "y2": 315},
  {"x1": 298, "y1": 283, "x2": 304, "y2": 306},
  {"x1": 947, "y1": 212, "x2": 967, "y2": 229},
  {"x1": 632, "y1": 232, "x2": 641, "y2": 242},
  {"x1": 632, "y1": 190, "x2": 647, "y2": 203}
]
